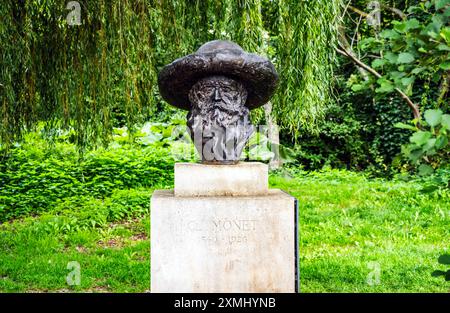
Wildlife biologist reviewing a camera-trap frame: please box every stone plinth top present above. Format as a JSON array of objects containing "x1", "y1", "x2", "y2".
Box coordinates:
[{"x1": 174, "y1": 162, "x2": 268, "y2": 197}]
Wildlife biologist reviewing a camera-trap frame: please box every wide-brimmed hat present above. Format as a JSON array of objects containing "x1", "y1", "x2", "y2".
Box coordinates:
[{"x1": 158, "y1": 40, "x2": 278, "y2": 111}]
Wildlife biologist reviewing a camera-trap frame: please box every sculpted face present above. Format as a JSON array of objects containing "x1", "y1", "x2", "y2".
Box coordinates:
[
  {"x1": 188, "y1": 76, "x2": 248, "y2": 117},
  {"x1": 187, "y1": 76, "x2": 253, "y2": 164}
]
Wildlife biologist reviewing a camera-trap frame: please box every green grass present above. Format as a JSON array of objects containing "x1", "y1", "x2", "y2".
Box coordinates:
[
  {"x1": 0, "y1": 189, "x2": 153, "y2": 293},
  {"x1": 0, "y1": 218, "x2": 151, "y2": 292},
  {"x1": 0, "y1": 170, "x2": 448, "y2": 292},
  {"x1": 270, "y1": 169, "x2": 450, "y2": 292}
]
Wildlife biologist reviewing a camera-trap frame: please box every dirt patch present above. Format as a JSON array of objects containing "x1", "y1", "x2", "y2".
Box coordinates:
[
  {"x1": 97, "y1": 238, "x2": 124, "y2": 249},
  {"x1": 75, "y1": 245, "x2": 88, "y2": 253},
  {"x1": 26, "y1": 289, "x2": 45, "y2": 293},
  {"x1": 130, "y1": 233, "x2": 148, "y2": 241},
  {"x1": 86, "y1": 286, "x2": 110, "y2": 293},
  {"x1": 108, "y1": 217, "x2": 143, "y2": 229}
]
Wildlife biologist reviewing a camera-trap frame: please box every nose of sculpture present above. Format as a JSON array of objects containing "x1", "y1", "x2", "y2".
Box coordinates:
[{"x1": 214, "y1": 87, "x2": 222, "y2": 102}]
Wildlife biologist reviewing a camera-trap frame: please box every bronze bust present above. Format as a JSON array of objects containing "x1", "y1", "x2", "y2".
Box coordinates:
[{"x1": 158, "y1": 40, "x2": 278, "y2": 164}]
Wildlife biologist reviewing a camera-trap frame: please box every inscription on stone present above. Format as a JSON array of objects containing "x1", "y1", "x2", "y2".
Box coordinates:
[
  {"x1": 185, "y1": 219, "x2": 257, "y2": 232},
  {"x1": 181, "y1": 218, "x2": 258, "y2": 248}
]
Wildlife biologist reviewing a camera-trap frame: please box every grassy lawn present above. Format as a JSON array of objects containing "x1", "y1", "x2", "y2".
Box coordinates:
[
  {"x1": 271, "y1": 170, "x2": 449, "y2": 292},
  {"x1": 0, "y1": 170, "x2": 448, "y2": 292},
  {"x1": 0, "y1": 216, "x2": 151, "y2": 292}
]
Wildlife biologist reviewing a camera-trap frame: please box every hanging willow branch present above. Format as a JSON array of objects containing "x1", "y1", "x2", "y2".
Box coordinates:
[
  {"x1": 0, "y1": 0, "x2": 342, "y2": 149},
  {"x1": 273, "y1": 0, "x2": 343, "y2": 137}
]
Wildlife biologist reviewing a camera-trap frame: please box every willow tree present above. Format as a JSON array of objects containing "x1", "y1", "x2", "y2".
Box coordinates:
[{"x1": 0, "y1": 0, "x2": 342, "y2": 150}]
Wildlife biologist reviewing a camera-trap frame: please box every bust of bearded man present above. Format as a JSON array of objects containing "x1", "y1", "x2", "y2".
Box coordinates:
[
  {"x1": 187, "y1": 75, "x2": 253, "y2": 164},
  {"x1": 158, "y1": 40, "x2": 278, "y2": 164}
]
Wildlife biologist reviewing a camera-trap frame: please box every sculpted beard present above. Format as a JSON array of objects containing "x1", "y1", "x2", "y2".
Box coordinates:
[{"x1": 187, "y1": 76, "x2": 254, "y2": 163}]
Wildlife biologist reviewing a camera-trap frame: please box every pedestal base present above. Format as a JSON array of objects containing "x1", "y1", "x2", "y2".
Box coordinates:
[
  {"x1": 174, "y1": 162, "x2": 268, "y2": 196},
  {"x1": 150, "y1": 189, "x2": 298, "y2": 293}
]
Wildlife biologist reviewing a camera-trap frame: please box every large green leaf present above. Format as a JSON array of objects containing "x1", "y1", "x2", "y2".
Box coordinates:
[
  {"x1": 136, "y1": 132, "x2": 163, "y2": 145},
  {"x1": 435, "y1": 135, "x2": 449, "y2": 149},
  {"x1": 372, "y1": 59, "x2": 386, "y2": 68},
  {"x1": 397, "y1": 52, "x2": 415, "y2": 64},
  {"x1": 411, "y1": 67, "x2": 426, "y2": 74},
  {"x1": 390, "y1": 71, "x2": 406, "y2": 80},
  {"x1": 424, "y1": 109, "x2": 443, "y2": 127},
  {"x1": 351, "y1": 84, "x2": 365, "y2": 92},
  {"x1": 438, "y1": 254, "x2": 450, "y2": 265},
  {"x1": 441, "y1": 114, "x2": 450, "y2": 129},
  {"x1": 405, "y1": 18, "x2": 421, "y2": 31},
  {"x1": 445, "y1": 6, "x2": 450, "y2": 17},
  {"x1": 435, "y1": 0, "x2": 449, "y2": 10},
  {"x1": 249, "y1": 145, "x2": 274, "y2": 161},
  {"x1": 394, "y1": 122, "x2": 416, "y2": 130},
  {"x1": 393, "y1": 21, "x2": 407, "y2": 33},
  {"x1": 437, "y1": 44, "x2": 450, "y2": 51},
  {"x1": 384, "y1": 52, "x2": 398, "y2": 63},
  {"x1": 408, "y1": 148, "x2": 424, "y2": 163},
  {"x1": 440, "y1": 61, "x2": 450, "y2": 70},
  {"x1": 401, "y1": 76, "x2": 415, "y2": 86},
  {"x1": 422, "y1": 138, "x2": 437, "y2": 152},
  {"x1": 418, "y1": 164, "x2": 434, "y2": 176},
  {"x1": 376, "y1": 78, "x2": 394, "y2": 93},
  {"x1": 380, "y1": 29, "x2": 400, "y2": 39},
  {"x1": 440, "y1": 27, "x2": 450, "y2": 43},
  {"x1": 410, "y1": 131, "x2": 432, "y2": 145}
]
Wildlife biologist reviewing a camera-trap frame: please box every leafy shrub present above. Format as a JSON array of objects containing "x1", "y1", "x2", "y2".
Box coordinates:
[
  {"x1": 334, "y1": 0, "x2": 449, "y2": 175},
  {"x1": 353, "y1": 1, "x2": 449, "y2": 103},
  {"x1": 281, "y1": 91, "x2": 411, "y2": 175},
  {"x1": 396, "y1": 109, "x2": 450, "y2": 173},
  {"x1": 394, "y1": 109, "x2": 450, "y2": 192},
  {"x1": 4, "y1": 188, "x2": 151, "y2": 236},
  {"x1": 284, "y1": 99, "x2": 370, "y2": 171},
  {"x1": 432, "y1": 254, "x2": 450, "y2": 281},
  {"x1": 107, "y1": 189, "x2": 150, "y2": 221},
  {"x1": 0, "y1": 131, "x2": 174, "y2": 222},
  {"x1": 81, "y1": 144, "x2": 174, "y2": 194}
]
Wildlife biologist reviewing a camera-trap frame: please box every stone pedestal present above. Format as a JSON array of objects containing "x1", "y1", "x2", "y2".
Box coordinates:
[
  {"x1": 151, "y1": 162, "x2": 298, "y2": 293},
  {"x1": 174, "y1": 162, "x2": 268, "y2": 197}
]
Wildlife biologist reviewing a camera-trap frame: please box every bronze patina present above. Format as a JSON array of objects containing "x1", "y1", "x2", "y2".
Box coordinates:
[{"x1": 158, "y1": 40, "x2": 278, "y2": 164}]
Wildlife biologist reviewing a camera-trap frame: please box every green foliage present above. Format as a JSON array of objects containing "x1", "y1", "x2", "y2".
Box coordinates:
[
  {"x1": 357, "y1": 0, "x2": 449, "y2": 103},
  {"x1": 396, "y1": 109, "x2": 450, "y2": 174},
  {"x1": 0, "y1": 117, "x2": 290, "y2": 222},
  {"x1": 286, "y1": 72, "x2": 413, "y2": 175},
  {"x1": 432, "y1": 254, "x2": 450, "y2": 281},
  {"x1": 394, "y1": 108, "x2": 450, "y2": 192},
  {"x1": 0, "y1": 0, "x2": 343, "y2": 150},
  {"x1": 0, "y1": 130, "x2": 175, "y2": 222},
  {"x1": 332, "y1": 0, "x2": 449, "y2": 174},
  {"x1": 271, "y1": 0, "x2": 343, "y2": 135},
  {"x1": 282, "y1": 100, "x2": 369, "y2": 171},
  {"x1": 28, "y1": 189, "x2": 150, "y2": 235}
]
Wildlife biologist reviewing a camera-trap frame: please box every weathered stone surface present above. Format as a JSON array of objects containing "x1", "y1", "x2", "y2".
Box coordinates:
[
  {"x1": 174, "y1": 162, "x2": 268, "y2": 197},
  {"x1": 150, "y1": 189, "x2": 297, "y2": 293}
]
